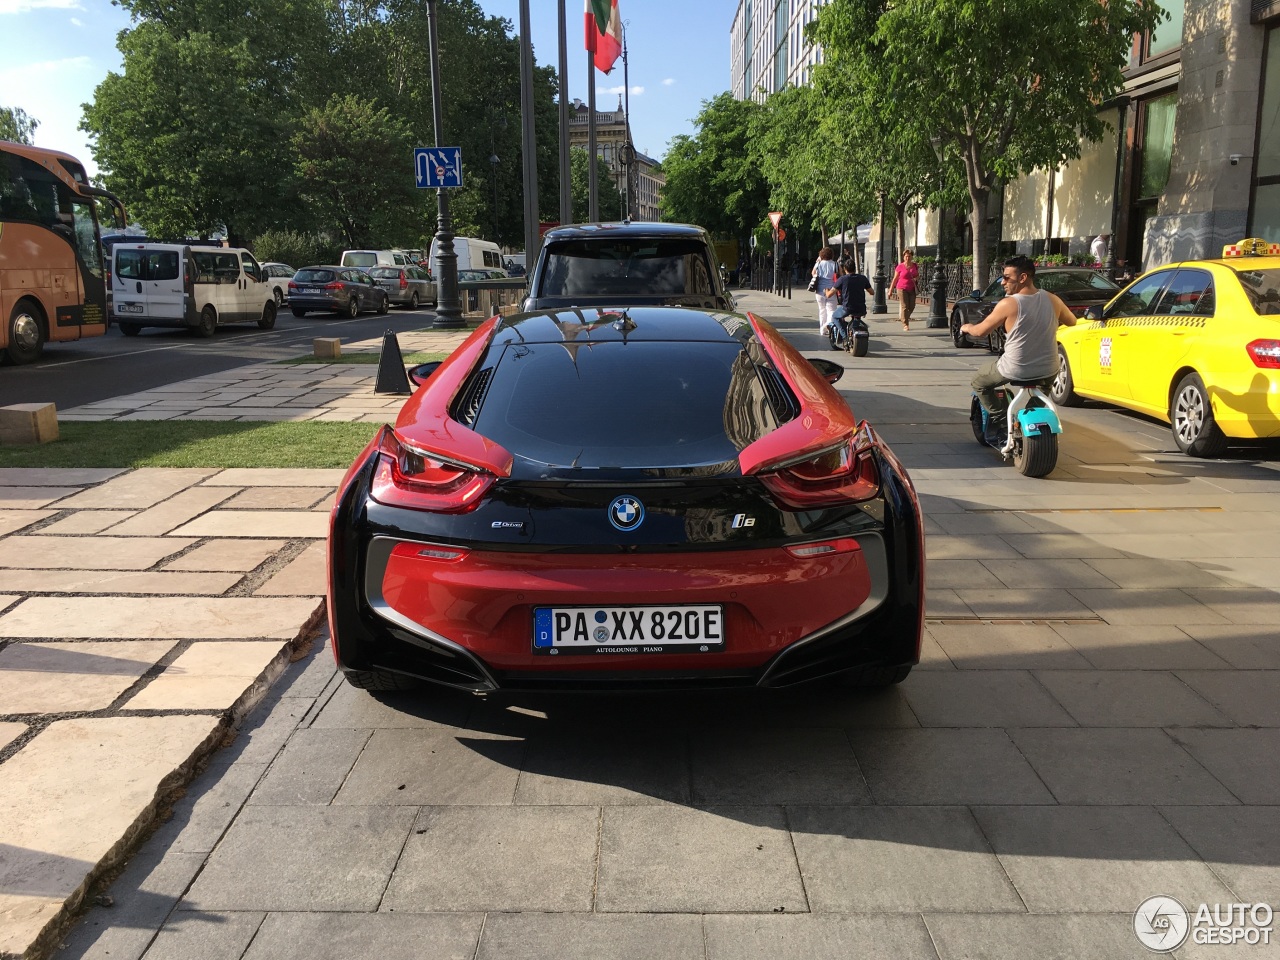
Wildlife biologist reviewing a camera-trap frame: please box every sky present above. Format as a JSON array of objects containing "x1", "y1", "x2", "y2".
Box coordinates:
[{"x1": 0, "y1": 0, "x2": 736, "y2": 176}]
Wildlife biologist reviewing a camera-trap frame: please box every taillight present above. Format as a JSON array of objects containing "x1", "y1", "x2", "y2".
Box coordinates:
[
  {"x1": 758, "y1": 427, "x2": 880, "y2": 509},
  {"x1": 399, "y1": 273, "x2": 408, "y2": 289},
  {"x1": 369, "y1": 430, "x2": 495, "y2": 513},
  {"x1": 325, "y1": 281, "x2": 343, "y2": 291},
  {"x1": 786, "y1": 537, "x2": 861, "y2": 559},
  {"x1": 1246, "y1": 340, "x2": 1280, "y2": 369},
  {"x1": 287, "y1": 281, "x2": 297, "y2": 290}
]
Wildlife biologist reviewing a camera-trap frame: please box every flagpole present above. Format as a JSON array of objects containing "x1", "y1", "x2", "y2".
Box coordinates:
[
  {"x1": 588, "y1": 47, "x2": 599, "y2": 223},
  {"x1": 622, "y1": 22, "x2": 632, "y2": 221},
  {"x1": 519, "y1": 0, "x2": 540, "y2": 265},
  {"x1": 557, "y1": 0, "x2": 571, "y2": 226}
]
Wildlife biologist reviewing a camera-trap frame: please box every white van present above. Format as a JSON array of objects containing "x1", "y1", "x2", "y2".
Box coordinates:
[
  {"x1": 111, "y1": 243, "x2": 276, "y2": 337},
  {"x1": 340, "y1": 249, "x2": 412, "y2": 269},
  {"x1": 429, "y1": 237, "x2": 504, "y2": 276}
]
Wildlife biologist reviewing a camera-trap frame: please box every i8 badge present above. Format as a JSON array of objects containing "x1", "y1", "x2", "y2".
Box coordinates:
[{"x1": 608, "y1": 495, "x2": 645, "y2": 532}]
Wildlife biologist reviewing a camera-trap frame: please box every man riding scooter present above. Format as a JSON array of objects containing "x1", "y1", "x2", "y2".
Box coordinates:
[{"x1": 960, "y1": 256, "x2": 1078, "y2": 445}]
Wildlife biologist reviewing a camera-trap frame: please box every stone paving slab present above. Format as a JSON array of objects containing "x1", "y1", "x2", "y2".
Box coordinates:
[
  {"x1": 703, "y1": 915, "x2": 939, "y2": 960},
  {"x1": 0, "y1": 487, "x2": 82, "y2": 509},
  {"x1": 0, "y1": 535, "x2": 195, "y2": 570},
  {"x1": 50, "y1": 469, "x2": 216, "y2": 510},
  {"x1": 245, "y1": 913, "x2": 484, "y2": 960},
  {"x1": 0, "y1": 569, "x2": 241, "y2": 595},
  {"x1": 168, "y1": 509, "x2": 328, "y2": 539},
  {"x1": 0, "y1": 596, "x2": 321, "y2": 639},
  {"x1": 0, "y1": 721, "x2": 26, "y2": 751},
  {"x1": 255, "y1": 540, "x2": 326, "y2": 596},
  {"x1": 105, "y1": 486, "x2": 237, "y2": 537},
  {"x1": 0, "y1": 509, "x2": 55, "y2": 536},
  {"x1": 124, "y1": 640, "x2": 290, "y2": 710},
  {"x1": 160, "y1": 538, "x2": 286, "y2": 572},
  {"x1": 0, "y1": 715, "x2": 222, "y2": 958},
  {"x1": 200, "y1": 468, "x2": 349, "y2": 488},
  {"x1": 0, "y1": 468, "x2": 124, "y2": 486},
  {"x1": 35, "y1": 510, "x2": 135, "y2": 535},
  {"x1": 0, "y1": 640, "x2": 176, "y2": 714}
]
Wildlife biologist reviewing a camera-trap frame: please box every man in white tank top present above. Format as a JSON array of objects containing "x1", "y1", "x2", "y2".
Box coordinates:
[{"x1": 961, "y1": 256, "x2": 1078, "y2": 431}]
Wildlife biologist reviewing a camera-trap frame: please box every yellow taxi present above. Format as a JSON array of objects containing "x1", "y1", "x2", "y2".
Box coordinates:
[{"x1": 1050, "y1": 238, "x2": 1280, "y2": 456}]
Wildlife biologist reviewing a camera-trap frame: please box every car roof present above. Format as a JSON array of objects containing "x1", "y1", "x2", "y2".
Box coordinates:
[
  {"x1": 296, "y1": 265, "x2": 346, "y2": 271},
  {"x1": 490, "y1": 306, "x2": 749, "y2": 347},
  {"x1": 540, "y1": 221, "x2": 713, "y2": 243}
]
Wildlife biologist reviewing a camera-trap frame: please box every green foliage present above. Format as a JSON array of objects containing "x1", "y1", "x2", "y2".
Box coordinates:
[
  {"x1": 661, "y1": 93, "x2": 770, "y2": 240},
  {"x1": 568, "y1": 148, "x2": 623, "y2": 223},
  {"x1": 0, "y1": 421, "x2": 379, "y2": 468},
  {"x1": 251, "y1": 229, "x2": 341, "y2": 268},
  {"x1": 0, "y1": 105, "x2": 38, "y2": 144}
]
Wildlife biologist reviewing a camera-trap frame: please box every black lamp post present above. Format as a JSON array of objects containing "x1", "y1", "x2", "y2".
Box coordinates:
[
  {"x1": 426, "y1": 0, "x2": 462, "y2": 328},
  {"x1": 872, "y1": 191, "x2": 888, "y2": 315},
  {"x1": 927, "y1": 137, "x2": 949, "y2": 329}
]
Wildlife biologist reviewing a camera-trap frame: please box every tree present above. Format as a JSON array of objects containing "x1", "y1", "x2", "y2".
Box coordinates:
[
  {"x1": 0, "y1": 106, "x2": 38, "y2": 144},
  {"x1": 661, "y1": 92, "x2": 770, "y2": 244},
  {"x1": 294, "y1": 94, "x2": 419, "y2": 248},
  {"x1": 812, "y1": 0, "x2": 1162, "y2": 285},
  {"x1": 568, "y1": 148, "x2": 622, "y2": 223}
]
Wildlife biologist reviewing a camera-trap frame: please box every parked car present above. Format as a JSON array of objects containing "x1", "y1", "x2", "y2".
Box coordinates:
[
  {"x1": 950, "y1": 267, "x2": 1120, "y2": 351},
  {"x1": 288, "y1": 266, "x2": 390, "y2": 318},
  {"x1": 458, "y1": 268, "x2": 509, "y2": 282},
  {"x1": 340, "y1": 249, "x2": 412, "y2": 269},
  {"x1": 261, "y1": 262, "x2": 296, "y2": 306},
  {"x1": 429, "y1": 236, "x2": 504, "y2": 275},
  {"x1": 326, "y1": 305, "x2": 923, "y2": 694},
  {"x1": 523, "y1": 222, "x2": 735, "y2": 313},
  {"x1": 1052, "y1": 238, "x2": 1280, "y2": 457},
  {"x1": 111, "y1": 242, "x2": 276, "y2": 337},
  {"x1": 369, "y1": 265, "x2": 436, "y2": 309}
]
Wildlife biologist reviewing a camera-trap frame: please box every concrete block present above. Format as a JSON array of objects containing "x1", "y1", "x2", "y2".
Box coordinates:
[
  {"x1": 0, "y1": 403, "x2": 58, "y2": 444},
  {"x1": 312, "y1": 338, "x2": 341, "y2": 359}
]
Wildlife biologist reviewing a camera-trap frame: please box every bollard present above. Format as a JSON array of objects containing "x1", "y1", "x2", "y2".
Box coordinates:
[
  {"x1": 374, "y1": 330, "x2": 412, "y2": 395},
  {"x1": 313, "y1": 338, "x2": 342, "y2": 359},
  {"x1": 0, "y1": 403, "x2": 59, "y2": 444}
]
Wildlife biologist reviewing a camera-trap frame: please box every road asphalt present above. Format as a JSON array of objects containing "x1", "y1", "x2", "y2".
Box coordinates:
[{"x1": 2, "y1": 290, "x2": 1279, "y2": 960}]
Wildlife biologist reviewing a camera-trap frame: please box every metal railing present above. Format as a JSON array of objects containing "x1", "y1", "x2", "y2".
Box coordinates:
[{"x1": 458, "y1": 278, "x2": 527, "y2": 317}]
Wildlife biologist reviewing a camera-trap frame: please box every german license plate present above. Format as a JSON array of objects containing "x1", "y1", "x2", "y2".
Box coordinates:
[
  {"x1": 301, "y1": 287, "x2": 322, "y2": 295},
  {"x1": 116, "y1": 303, "x2": 143, "y2": 314},
  {"x1": 533, "y1": 605, "x2": 724, "y2": 655}
]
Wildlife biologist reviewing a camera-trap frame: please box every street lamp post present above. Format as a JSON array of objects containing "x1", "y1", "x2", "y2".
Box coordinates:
[
  {"x1": 872, "y1": 192, "x2": 888, "y2": 315},
  {"x1": 426, "y1": 0, "x2": 462, "y2": 328},
  {"x1": 927, "y1": 138, "x2": 949, "y2": 329}
]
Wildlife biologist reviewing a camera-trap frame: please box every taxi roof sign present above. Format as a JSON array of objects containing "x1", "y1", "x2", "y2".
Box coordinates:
[{"x1": 1222, "y1": 238, "x2": 1280, "y2": 257}]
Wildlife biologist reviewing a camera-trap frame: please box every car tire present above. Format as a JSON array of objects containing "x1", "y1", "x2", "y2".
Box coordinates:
[
  {"x1": 258, "y1": 302, "x2": 276, "y2": 330},
  {"x1": 195, "y1": 305, "x2": 217, "y2": 338},
  {"x1": 1171, "y1": 372, "x2": 1228, "y2": 458},
  {"x1": 1050, "y1": 347, "x2": 1084, "y2": 407},
  {"x1": 341, "y1": 668, "x2": 421, "y2": 691},
  {"x1": 291, "y1": 308, "x2": 307, "y2": 318},
  {"x1": 840, "y1": 664, "x2": 912, "y2": 688},
  {"x1": 408, "y1": 292, "x2": 419, "y2": 310},
  {"x1": 377, "y1": 294, "x2": 389, "y2": 315},
  {"x1": 345, "y1": 296, "x2": 359, "y2": 319},
  {"x1": 950, "y1": 310, "x2": 971, "y2": 348},
  {"x1": 273, "y1": 287, "x2": 283, "y2": 307},
  {"x1": 5, "y1": 299, "x2": 46, "y2": 365},
  {"x1": 118, "y1": 322, "x2": 142, "y2": 337}
]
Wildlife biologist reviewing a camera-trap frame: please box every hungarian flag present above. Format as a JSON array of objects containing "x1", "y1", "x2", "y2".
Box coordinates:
[{"x1": 585, "y1": 0, "x2": 622, "y2": 74}]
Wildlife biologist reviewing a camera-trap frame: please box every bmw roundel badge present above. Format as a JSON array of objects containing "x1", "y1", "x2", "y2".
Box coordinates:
[{"x1": 608, "y1": 495, "x2": 645, "y2": 532}]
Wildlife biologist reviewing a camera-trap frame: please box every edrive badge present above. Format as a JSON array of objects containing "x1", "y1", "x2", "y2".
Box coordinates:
[{"x1": 608, "y1": 495, "x2": 644, "y2": 532}]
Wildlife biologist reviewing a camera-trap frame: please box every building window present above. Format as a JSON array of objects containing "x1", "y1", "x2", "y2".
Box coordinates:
[
  {"x1": 1253, "y1": 25, "x2": 1280, "y2": 242},
  {"x1": 1138, "y1": 92, "x2": 1178, "y2": 200},
  {"x1": 1147, "y1": 0, "x2": 1185, "y2": 58}
]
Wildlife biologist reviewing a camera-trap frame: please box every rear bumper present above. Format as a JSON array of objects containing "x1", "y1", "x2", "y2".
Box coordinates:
[
  {"x1": 291, "y1": 296, "x2": 346, "y2": 312},
  {"x1": 327, "y1": 444, "x2": 924, "y2": 692}
]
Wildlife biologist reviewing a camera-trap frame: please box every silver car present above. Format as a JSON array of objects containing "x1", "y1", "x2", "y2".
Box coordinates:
[{"x1": 369, "y1": 265, "x2": 436, "y2": 309}]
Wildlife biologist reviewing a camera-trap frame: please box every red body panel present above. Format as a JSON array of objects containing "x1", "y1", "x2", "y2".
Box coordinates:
[{"x1": 377, "y1": 540, "x2": 872, "y2": 673}]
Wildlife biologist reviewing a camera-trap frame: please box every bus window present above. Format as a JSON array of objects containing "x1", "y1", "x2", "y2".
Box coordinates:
[{"x1": 72, "y1": 200, "x2": 103, "y2": 278}]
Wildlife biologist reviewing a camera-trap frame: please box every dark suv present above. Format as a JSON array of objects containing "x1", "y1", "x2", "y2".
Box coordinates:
[{"x1": 523, "y1": 222, "x2": 735, "y2": 313}]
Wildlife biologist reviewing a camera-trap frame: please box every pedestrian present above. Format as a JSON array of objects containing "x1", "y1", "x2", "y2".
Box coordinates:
[
  {"x1": 888, "y1": 249, "x2": 919, "y2": 331},
  {"x1": 1090, "y1": 233, "x2": 1109, "y2": 266},
  {"x1": 824, "y1": 260, "x2": 873, "y2": 350},
  {"x1": 811, "y1": 246, "x2": 839, "y2": 334}
]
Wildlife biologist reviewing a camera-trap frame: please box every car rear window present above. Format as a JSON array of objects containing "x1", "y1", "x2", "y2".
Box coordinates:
[
  {"x1": 1234, "y1": 267, "x2": 1280, "y2": 315},
  {"x1": 537, "y1": 238, "x2": 715, "y2": 298},
  {"x1": 369, "y1": 267, "x2": 400, "y2": 279},
  {"x1": 294, "y1": 269, "x2": 335, "y2": 283},
  {"x1": 468, "y1": 341, "x2": 779, "y2": 469}
]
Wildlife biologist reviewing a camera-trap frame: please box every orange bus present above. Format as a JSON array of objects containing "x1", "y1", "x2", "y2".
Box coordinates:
[{"x1": 0, "y1": 140, "x2": 126, "y2": 364}]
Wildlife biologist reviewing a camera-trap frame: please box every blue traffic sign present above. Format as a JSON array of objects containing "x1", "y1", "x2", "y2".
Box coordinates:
[{"x1": 414, "y1": 147, "x2": 463, "y2": 189}]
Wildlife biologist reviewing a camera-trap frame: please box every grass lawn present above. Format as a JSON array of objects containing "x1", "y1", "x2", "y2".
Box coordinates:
[
  {"x1": 276, "y1": 350, "x2": 449, "y2": 366},
  {"x1": 0, "y1": 420, "x2": 383, "y2": 469}
]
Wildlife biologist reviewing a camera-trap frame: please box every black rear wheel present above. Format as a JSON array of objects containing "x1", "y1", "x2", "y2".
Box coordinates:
[
  {"x1": 1013, "y1": 429, "x2": 1058, "y2": 477},
  {"x1": 118, "y1": 322, "x2": 142, "y2": 337},
  {"x1": 195, "y1": 305, "x2": 217, "y2": 338},
  {"x1": 5, "y1": 300, "x2": 46, "y2": 364},
  {"x1": 827, "y1": 324, "x2": 841, "y2": 351},
  {"x1": 291, "y1": 307, "x2": 307, "y2": 318},
  {"x1": 969, "y1": 396, "x2": 988, "y2": 445},
  {"x1": 851, "y1": 336, "x2": 869, "y2": 358},
  {"x1": 345, "y1": 296, "x2": 359, "y2": 319},
  {"x1": 258, "y1": 302, "x2": 276, "y2": 330},
  {"x1": 409, "y1": 291, "x2": 420, "y2": 310}
]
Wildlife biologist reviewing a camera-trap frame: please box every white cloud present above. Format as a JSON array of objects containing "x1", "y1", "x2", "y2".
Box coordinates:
[
  {"x1": 70, "y1": 15, "x2": 81, "y2": 25},
  {"x1": 0, "y1": 0, "x2": 84, "y2": 13},
  {"x1": 605, "y1": 84, "x2": 644, "y2": 96},
  {"x1": 662, "y1": 78, "x2": 675, "y2": 86},
  {"x1": 0, "y1": 55, "x2": 91, "y2": 86}
]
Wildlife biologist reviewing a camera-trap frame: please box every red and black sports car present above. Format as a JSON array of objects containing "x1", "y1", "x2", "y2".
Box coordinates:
[{"x1": 327, "y1": 306, "x2": 923, "y2": 694}]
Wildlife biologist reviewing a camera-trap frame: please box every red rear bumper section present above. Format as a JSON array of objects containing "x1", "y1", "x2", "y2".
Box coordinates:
[{"x1": 328, "y1": 441, "x2": 925, "y2": 692}]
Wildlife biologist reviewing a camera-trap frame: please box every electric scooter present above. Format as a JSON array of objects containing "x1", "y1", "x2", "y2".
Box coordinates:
[
  {"x1": 969, "y1": 380, "x2": 1062, "y2": 477},
  {"x1": 826, "y1": 313, "x2": 870, "y2": 357}
]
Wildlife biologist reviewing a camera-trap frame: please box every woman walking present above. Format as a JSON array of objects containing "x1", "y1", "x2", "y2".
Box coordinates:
[
  {"x1": 889, "y1": 249, "x2": 920, "y2": 331},
  {"x1": 811, "y1": 247, "x2": 839, "y2": 335}
]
